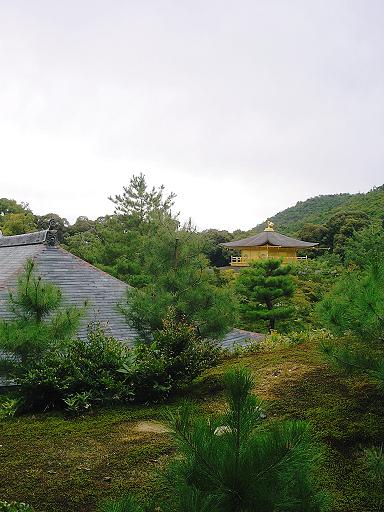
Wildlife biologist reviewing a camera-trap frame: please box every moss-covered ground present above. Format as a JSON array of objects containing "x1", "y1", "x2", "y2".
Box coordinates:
[{"x1": 1, "y1": 341, "x2": 383, "y2": 511}]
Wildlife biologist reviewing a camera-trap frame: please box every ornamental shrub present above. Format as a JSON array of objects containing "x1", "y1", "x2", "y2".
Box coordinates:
[
  {"x1": 0, "y1": 397, "x2": 20, "y2": 419},
  {"x1": 0, "y1": 502, "x2": 34, "y2": 512},
  {"x1": 120, "y1": 309, "x2": 221, "y2": 403},
  {"x1": 236, "y1": 258, "x2": 295, "y2": 332},
  {"x1": 17, "y1": 323, "x2": 132, "y2": 411}
]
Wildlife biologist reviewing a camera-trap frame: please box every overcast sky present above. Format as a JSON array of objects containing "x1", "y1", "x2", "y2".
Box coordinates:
[{"x1": 0, "y1": 1, "x2": 383, "y2": 231}]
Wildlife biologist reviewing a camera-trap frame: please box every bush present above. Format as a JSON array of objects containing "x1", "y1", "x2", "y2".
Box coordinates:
[
  {"x1": 236, "y1": 259, "x2": 295, "y2": 332},
  {"x1": 257, "y1": 329, "x2": 332, "y2": 352},
  {"x1": 0, "y1": 397, "x2": 20, "y2": 419},
  {"x1": 17, "y1": 323, "x2": 133, "y2": 411},
  {"x1": 0, "y1": 502, "x2": 34, "y2": 512},
  {"x1": 16, "y1": 312, "x2": 220, "y2": 410},
  {"x1": 63, "y1": 391, "x2": 94, "y2": 415},
  {"x1": 121, "y1": 309, "x2": 221, "y2": 403}
]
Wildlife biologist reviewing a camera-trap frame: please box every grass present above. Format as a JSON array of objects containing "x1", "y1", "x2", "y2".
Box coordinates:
[{"x1": 1, "y1": 341, "x2": 383, "y2": 512}]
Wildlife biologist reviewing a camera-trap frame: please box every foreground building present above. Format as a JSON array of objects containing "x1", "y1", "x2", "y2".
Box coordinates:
[{"x1": 221, "y1": 221, "x2": 318, "y2": 267}]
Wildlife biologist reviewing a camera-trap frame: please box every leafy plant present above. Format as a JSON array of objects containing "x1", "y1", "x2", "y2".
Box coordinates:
[
  {"x1": 63, "y1": 391, "x2": 93, "y2": 415},
  {"x1": 0, "y1": 502, "x2": 34, "y2": 512},
  {"x1": 120, "y1": 309, "x2": 220, "y2": 402},
  {"x1": 17, "y1": 323, "x2": 133, "y2": 411},
  {"x1": 0, "y1": 397, "x2": 20, "y2": 419}
]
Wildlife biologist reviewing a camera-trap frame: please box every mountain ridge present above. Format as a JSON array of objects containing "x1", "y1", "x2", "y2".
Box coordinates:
[{"x1": 246, "y1": 185, "x2": 384, "y2": 237}]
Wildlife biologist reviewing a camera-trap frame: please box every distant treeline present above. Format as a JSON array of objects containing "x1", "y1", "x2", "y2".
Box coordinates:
[{"x1": 1, "y1": 183, "x2": 383, "y2": 268}]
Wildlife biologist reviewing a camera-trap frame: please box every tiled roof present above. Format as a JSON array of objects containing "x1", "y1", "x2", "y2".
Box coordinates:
[
  {"x1": 220, "y1": 328, "x2": 264, "y2": 351},
  {"x1": 221, "y1": 230, "x2": 318, "y2": 248},
  {"x1": 0, "y1": 231, "x2": 137, "y2": 343}
]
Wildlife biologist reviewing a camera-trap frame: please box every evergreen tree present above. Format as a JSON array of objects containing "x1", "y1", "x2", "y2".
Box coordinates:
[
  {"x1": 123, "y1": 220, "x2": 238, "y2": 340},
  {"x1": 317, "y1": 228, "x2": 384, "y2": 387},
  {"x1": 236, "y1": 259, "x2": 295, "y2": 332},
  {"x1": 65, "y1": 174, "x2": 178, "y2": 286},
  {"x1": 109, "y1": 172, "x2": 176, "y2": 229},
  {"x1": 0, "y1": 260, "x2": 84, "y2": 371}
]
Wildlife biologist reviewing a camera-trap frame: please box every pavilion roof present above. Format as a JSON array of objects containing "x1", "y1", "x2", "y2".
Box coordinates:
[{"x1": 221, "y1": 230, "x2": 318, "y2": 249}]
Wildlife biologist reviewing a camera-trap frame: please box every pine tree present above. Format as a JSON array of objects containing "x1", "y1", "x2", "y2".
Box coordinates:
[
  {"x1": 236, "y1": 258, "x2": 295, "y2": 332},
  {"x1": 0, "y1": 260, "x2": 84, "y2": 371},
  {"x1": 109, "y1": 173, "x2": 176, "y2": 228},
  {"x1": 122, "y1": 220, "x2": 238, "y2": 341},
  {"x1": 318, "y1": 263, "x2": 384, "y2": 386},
  {"x1": 317, "y1": 227, "x2": 384, "y2": 387}
]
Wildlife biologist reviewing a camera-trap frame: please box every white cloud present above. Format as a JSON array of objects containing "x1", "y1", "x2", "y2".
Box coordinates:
[{"x1": 0, "y1": 0, "x2": 383, "y2": 230}]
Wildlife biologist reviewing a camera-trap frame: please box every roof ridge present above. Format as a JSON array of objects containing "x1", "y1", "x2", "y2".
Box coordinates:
[
  {"x1": 221, "y1": 230, "x2": 318, "y2": 248},
  {"x1": 0, "y1": 230, "x2": 49, "y2": 248}
]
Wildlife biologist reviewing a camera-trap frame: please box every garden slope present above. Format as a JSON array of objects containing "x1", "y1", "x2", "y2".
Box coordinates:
[{"x1": 1, "y1": 340, "x2": 383, "y2": 512}]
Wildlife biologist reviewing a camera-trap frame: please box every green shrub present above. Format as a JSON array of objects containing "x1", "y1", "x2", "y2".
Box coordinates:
[
  {"x1": 236, "y1": 259, "x2": 295, "y2": 332},
  {"x1": 120, "y1": 309, "x2": 220, "y2": 403},
  {"x1": 17, "y1": 323, "x2": 133, "y2": 411},
  {"x1": 63, "y1": 391, "x2": 94, "y2": 415},
  {"x1": 0, "y1": 502, "x2": 34, "y2": 512},
  {"x1": 168, "y1": 367, "x2": 329, "y2": 511},
  {"x1": 257, "y1": 329, "x2": 332, "y2": 352},
  {"x1": 0, "y1": 397, "x2": 20, "y2": 419}
]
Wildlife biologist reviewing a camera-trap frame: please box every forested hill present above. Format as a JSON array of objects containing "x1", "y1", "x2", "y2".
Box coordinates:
[{"x1": 250, "y1": 185, "x2": 384, "y2": 237}]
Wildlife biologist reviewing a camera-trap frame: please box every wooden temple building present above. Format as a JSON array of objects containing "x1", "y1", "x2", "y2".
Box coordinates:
[{"x1": 221, "y1": 221, "x2": 318, "y2": 267}]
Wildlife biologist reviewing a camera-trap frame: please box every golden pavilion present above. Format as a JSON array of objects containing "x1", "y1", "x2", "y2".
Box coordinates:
[{"x1": 221, "y1": 221, "x2": 318, "y2": 267}]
